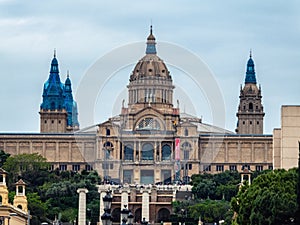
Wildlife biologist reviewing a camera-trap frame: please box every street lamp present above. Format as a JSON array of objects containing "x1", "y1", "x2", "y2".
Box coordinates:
[{"x1": 101, "y1": 191, "x2": 113, "y2": 225}]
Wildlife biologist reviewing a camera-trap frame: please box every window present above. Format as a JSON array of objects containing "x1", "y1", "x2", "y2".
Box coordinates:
[
  {"x1": 243, "y1": 121, "x2": 245, "y2": 125},
  {"x1": 72, "y1": 164, "x2": 80, "y2": 172},
  {"x1": 256, "y1": 165, "x2": 263, "y2": 171},
  {"x1": 184, "y1": 128, "x2": 189, "y2": 136},
  {"x1": 49, "y1": 164, "x2": 54, "y2": 171},
  {"x1": 216, "y1": 165, "x2": 224, "y2": 172},
  {"x1": 162, "y1": 144, "x2": 171, "y2": 160},
  {"x1": 103, "y1": 142, "x2": 114, "y2": 158},
  {"x1": 184, "y1": 150, "x2": 189, "y2": 160},
  {"x1": 137, "y1": 117, "x2": 161, "y2": 130},
  {"x1": 257, "y1": 121, "x2": 259, "y2": 125},
  {"x1": 229, "y1": 165, "x2": 237, "y2": 171},
  {"x1": 182, "y1": 142, "x2": 191, "y2": 160},
  {"x1": 142, "y1": 143, "x2": 154, "y2": 160},
  {"x1": 102, "y1": 163, "x2": 114, "y2": 170},
  {"x1": 44, "y1": 120, "x2": 47, "y2": 124},
  {"x1": 268, "y1": 165, "x2": 273, "y2": 170},
  {"x1": 249, "y1": 103, "x2": 253, "y2": 111},
  {"x1": 250, "y1": 121, "x2": 252, "y2": 125},
  {"x1": 141, "y1": 170, "x2": 154, "y2": 184},
  {"x1": 123, "y1": 170, "x2": 133, "y2": 184},
  {"x1": 106, "y1": 128, "x2": 111, "y2": 136},
  {"x1": 203, "y1": 165, "x2": 211, "y2": 172},
  {"x1": 85, "y1": 164, "x2": 93, "y2": 171},
  {"x1": 59, "y1": 164, "x2": 67, "y2": 171},
  {"x1": 189, "y1": 163, "x2": 192, "y2": 170},
  {"x1": 124, "y1": 145, "x2": 134, "y2": 161},
  {"x1": 51, "y1": 120, "x2": 54, "y2": 124}
]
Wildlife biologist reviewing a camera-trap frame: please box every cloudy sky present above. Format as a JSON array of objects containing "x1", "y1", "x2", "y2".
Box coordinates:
[{"x1": 0, "y1": 0, "x2": 299, "y2": 134}]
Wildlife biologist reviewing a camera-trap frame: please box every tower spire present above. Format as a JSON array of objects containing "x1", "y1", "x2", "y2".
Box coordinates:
[
  {"x1": 54, "y1": 48, "x2": 56, "y2": 58},
  {"x1": 146, "y1": 25, "x2": 156, "y2": 54},
  {"x1": 245, "y1": 51, "x2": 256, "y2": 84}
]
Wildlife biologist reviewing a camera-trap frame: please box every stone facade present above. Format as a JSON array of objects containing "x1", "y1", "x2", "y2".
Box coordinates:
[
  {"x1": 273, "y1": 105, "x2": 300, "y2": 169},
  {"x1": 0, "y1": 28, "x2": 275, "y2": 184}
]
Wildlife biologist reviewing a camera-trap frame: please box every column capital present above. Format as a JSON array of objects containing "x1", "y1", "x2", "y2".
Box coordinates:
[{"x1": 77, "y1": 188, "x2": 89, "y2": 194}]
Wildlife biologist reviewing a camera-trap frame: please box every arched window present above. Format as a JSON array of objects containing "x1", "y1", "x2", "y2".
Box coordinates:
[
  {"x1": 162, "y1": 144, "x2": 171, "y2": 160},
  {"x1": 182, "y1": 142, "x2": 191, "y2": 160},
  {"x1": 249, "y1": 102, "x2": 253, "y2": 111},
  {"x1": 103, "y1": 142, "x2": 113, "y2": 158},
  {"x1": 142, "y1": 143, "x2": 154, "y2": 160},
  {"x1": 124, "y1": 145, "x2": 134, "y2": 161},
  {"x1": 137, "y1": 117, "x2": 161, "y2": 130},
  {"x1": 106, "y1": 128, "x2": 111, "y2": 136}
]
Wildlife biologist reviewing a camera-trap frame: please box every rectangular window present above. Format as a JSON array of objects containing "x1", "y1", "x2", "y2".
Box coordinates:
[
  {"x1": 72, "y1": 164, "x2": 80, "y2": 172},
  {"x1": 268, "y1": 165, "x2": 273, "y2": 170},
  {"x1": 49, "y1": 164, "x2": 55, "y2": 171},
  {"x1": 59, "y1": 164, "x2": 67, "y2": 171},
  {"x1": 229, "y1": 165, "x2": 237, "y2": 171},
  {"x1": 184, "y1": 150, "x2": 189, "y2": 160},
  {"x1": 203, "y1": 164, "x2": 211, "y2": 172},
  {"x1": 123, "y1": 170, "x2": 133, "y2": 184},
  {"x1": 85, "y1": 164, "x2": 93, "y2": 171},
  {"x1": 189, "y1": 163, "x2": 192, "y2": 170},
  {"x1": 216, "y1": 165, "x2": 224, "y2": 172},
  {"x1": 256, "y1": 165, "x2": 263, "y2": 171},
  {"x1": 141, "y1": 170, "x2": 154, "y2": 184}
]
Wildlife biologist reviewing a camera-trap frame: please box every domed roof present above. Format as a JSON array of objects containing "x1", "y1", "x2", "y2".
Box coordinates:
[{"x1": 129, "y1": 26, "x2": 171, "y2": 82}]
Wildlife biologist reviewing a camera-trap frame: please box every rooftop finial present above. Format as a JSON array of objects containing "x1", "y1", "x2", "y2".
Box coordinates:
[
  {"x1": 249, "y1": 49, "x2": 252, "y2": 58},
  {"x1": 67, "y1": 70, "x2": 70, "y2": 78},
  {"x1": 54, "y1": 48, "x2": 56, "y2": 58},
  {"x1": 150, "y1": 25, "x2": 153, "y2": 35}
]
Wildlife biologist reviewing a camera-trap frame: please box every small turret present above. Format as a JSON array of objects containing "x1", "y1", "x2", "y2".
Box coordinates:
[{"x1": 13, "y1": 179, "x2": 28, "y2": 212}]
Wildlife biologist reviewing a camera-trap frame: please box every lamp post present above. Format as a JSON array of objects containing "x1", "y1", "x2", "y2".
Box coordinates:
[
  {"x1": 101, "y1": 191, "x2": 135, "y2": 225},
  {"x1": 101, "y1": 191, "x2": 113, "y2": 225}
]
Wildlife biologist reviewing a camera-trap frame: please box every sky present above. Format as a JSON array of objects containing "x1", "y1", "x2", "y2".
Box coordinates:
[{"x1": 0, "y1": 0, "x2": 299, "y2": 134}]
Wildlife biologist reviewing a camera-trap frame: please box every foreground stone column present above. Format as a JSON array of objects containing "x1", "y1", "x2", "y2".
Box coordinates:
[
  {"x1": 77, "y1": 188, "x2": 89, "y2": 225},
  {"x1": 98, "y1": 185, "x2": 110, "y2": 225},
  {"x1": 141, "y1": 189, "x2": 151, "y2": 221}
]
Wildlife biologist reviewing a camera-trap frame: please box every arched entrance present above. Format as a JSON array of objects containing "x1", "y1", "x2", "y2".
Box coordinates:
[
  {"x1": 157, "y1": 208, "x2": 170, "y2": 223},
  {"x1": 111, "y1": 207, "x2": 121, "y2": 223},
  {"x1": 134, "y1": 208, "x2": 142, "y2": 223}
]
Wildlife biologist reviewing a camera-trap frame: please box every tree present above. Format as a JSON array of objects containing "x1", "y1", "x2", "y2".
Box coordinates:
[
  {"x1": 232, "y1": 169, "x2": 297, "y2": 225},
  {"x1": 3, "y1": 153, "x2": 49, "y2": 183},
  {"x1": 189, "y1": 199, "x2": 231, "y2": 224},
  {"x1": 0, "y1": 150, "x2": 10, "y2": 167}
]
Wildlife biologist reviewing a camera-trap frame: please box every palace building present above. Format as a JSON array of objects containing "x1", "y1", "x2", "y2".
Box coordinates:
[{"x1": 0, "y1": 27, "x2": 297, "y2": 186}]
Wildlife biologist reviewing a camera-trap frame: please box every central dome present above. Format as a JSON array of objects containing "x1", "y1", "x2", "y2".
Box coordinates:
[{"x1": 129, "y1": 26, "x2": 171, "y2": 82}]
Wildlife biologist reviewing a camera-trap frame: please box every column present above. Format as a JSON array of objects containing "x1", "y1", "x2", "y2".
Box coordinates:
[
  {"x1": 98, "y1": 187, "x2": 108, "y2": 225},
  {"x1": 77, "y1": 188, "x2": 88, "y2": 225},
  {"x1": 120, "y1": 187, "x2": 130, "y2": 223},
  {"x1": 141, "y1": 189, "x2": 150, "y2": 222}
]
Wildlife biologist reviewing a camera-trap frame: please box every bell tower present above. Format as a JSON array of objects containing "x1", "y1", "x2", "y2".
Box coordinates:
[
  {"x1": 40, "y1": 51, "x2": 79, "y2": 133},
  {"x1": 236, "y1": 52, "x2": 264, "y2": 134}
]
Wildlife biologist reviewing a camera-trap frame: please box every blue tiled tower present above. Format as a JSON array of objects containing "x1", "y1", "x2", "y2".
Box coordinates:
[
  {"x1": 236, "y1": 52, "x2": 264, "y2": 134},
  {"x1": 40, "y1": 52, "x2": 79, "y2": 133}
]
